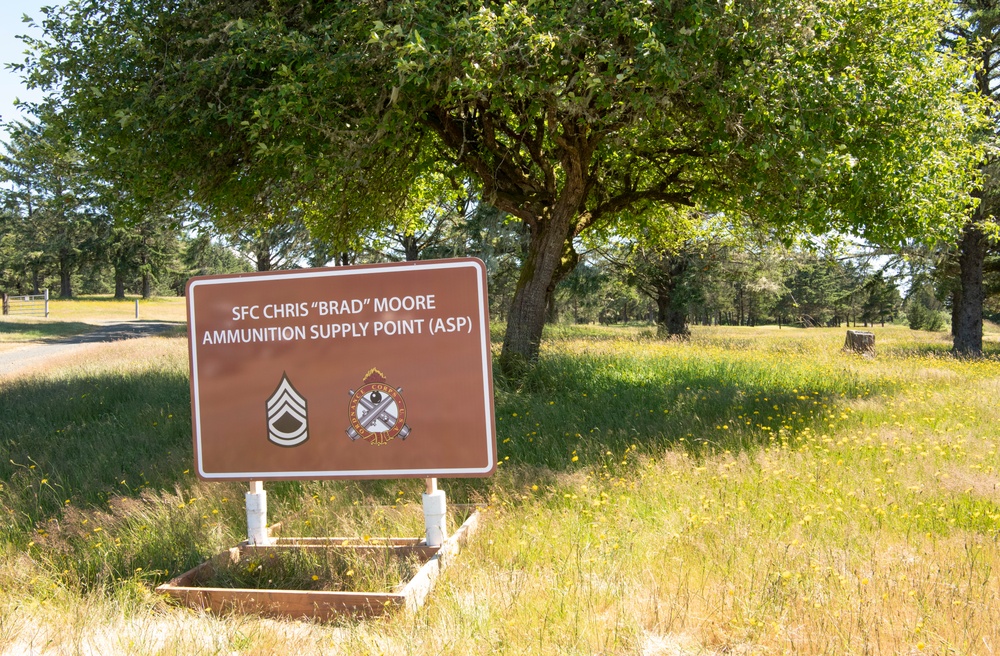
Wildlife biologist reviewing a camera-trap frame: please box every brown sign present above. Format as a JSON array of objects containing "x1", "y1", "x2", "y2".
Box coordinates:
[{"x1": 186, "y1": 258, "x2": 496, "y2": 480}]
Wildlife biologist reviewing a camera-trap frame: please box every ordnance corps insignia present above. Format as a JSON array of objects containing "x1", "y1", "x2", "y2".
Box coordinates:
[{"x1": 346, "y1": 368, "x2": 411, "y2": 446}]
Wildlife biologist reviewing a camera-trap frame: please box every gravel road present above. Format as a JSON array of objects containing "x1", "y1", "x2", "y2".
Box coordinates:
[{"x1": 0, "y1": 321, "x2": 183, "y2": 378}]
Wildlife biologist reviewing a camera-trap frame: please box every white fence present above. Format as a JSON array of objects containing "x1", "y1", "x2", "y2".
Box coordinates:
[{"x1": 2, "y1": 290, "x2": 49, "y2": 318}]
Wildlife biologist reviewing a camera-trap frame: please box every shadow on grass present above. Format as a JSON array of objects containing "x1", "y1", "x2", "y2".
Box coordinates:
[
  {"x1": 0, "y1": 320, "x2": 185, "y2": 344},
  {"x1": 0, "y1": 368, "x2": 193, "y2": 533},
  {"x1": 0, "y1": 320, "x2": 95, "y2": 341},
  {"x1": 0, "y1": 330, "x2": 903, "y2": 592},
  {"x1": 310, "y1": 342, "x2": 903, "y2": 502},
  {"x1": 49, "y1": 321, "x2": 185, "y2": 344},
  {"x1": 491, "y1": 349, "x2": 899, "y2": 472},
  {"x1": 0, "y1": 337, "x2": 900, "y2": 516},
  {"x1": 0, "y1": 368, "x2": 272, "y2": 593}
]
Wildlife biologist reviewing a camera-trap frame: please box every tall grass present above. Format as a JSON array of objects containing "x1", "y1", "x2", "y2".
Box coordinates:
[{"x1": 1, "y1": 324, "x2": 999, "y2": 654}]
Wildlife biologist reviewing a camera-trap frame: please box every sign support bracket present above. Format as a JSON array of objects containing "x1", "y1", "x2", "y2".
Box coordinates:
[{"x1": 423, "y1": 477, "x2": 447, "y2": 547}]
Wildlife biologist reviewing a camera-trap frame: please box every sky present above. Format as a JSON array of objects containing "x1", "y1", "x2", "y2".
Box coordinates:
[{"x1": 0, "y1": 0, "x2": 53, "y2": 133}]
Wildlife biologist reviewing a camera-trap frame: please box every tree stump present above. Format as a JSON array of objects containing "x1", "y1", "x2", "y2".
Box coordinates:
[{"x1": 843, "y1": 330, "x2": 875, "y2": 357}]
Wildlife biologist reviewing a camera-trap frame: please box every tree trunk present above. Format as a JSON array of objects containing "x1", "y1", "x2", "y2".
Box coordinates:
[
  {"x1": 950, "y1": 288, "x2": 960, "y2": 335},
  {"x1": 666, "y1": 304, "x2": 688, "y2": 337},
  {"x1": 402, "y1": 234, "x2": 420, "y2": 261},
  {"x1": 546, "y1": 294, "x2": 560, "y2": 324},
  {"x1": 499, "y1": 210, "x2": 577, "y2": 375},
  {"x1": 255, "y1": 245, "x2": 272, "y2": 272},
  {"x1": 656, "y1": 295, "x2": 691, "y2": 338},
  {"x1": 142, "y1": 272, "x2": 152, "y2": 299},
  {"x1": 59, "y1": 256, "x2": 73, "y2": 299},
  {"x1": 653, "y1": 256, "x2": 691, "y2": 338},
  {"x1": 114, "y1": 268, "x2": 126, "y2": 299},
  {"x1": 548, "y1": 239, "x2": 579, "y2": 325},
  {"x1": 953, "y1": 221, "x2": 986, "y2": 357}
]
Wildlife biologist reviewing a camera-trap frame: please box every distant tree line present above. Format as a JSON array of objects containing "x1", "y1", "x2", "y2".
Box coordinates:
[
  {"x1": 16, "y1": 0, "x2": 985, "y2": 379},
  {"x1": 0, "y1": 121, "x2": 932, "y2": 336},
  {"x1": 2, "y1": 0, "x2": 995, "y2": 363},
  {"x1": 0, "y1": 116, "x2": 234, "y2": 298},
  {"x1": 566, "y1": 245, "x2": 909, "y2": 334}
]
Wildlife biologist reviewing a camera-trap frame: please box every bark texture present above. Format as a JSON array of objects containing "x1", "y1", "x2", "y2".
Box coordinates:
[
  {"x1": 953, "y1": 220, "x2": 986, "y2": 357},
  {"x1": 500, "y1": 209, "x2": 577, "y2": 374},
  {"x1": 114, "y1": 269, "x2": 126, "y2": 299},
  {"x1": 402, "y1": 234, "x2": 420, "y2": 262}
]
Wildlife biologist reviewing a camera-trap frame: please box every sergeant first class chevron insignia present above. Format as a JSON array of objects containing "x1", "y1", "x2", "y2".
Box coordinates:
[
  {"x1": 266, "y1": 373, "x2": 309, "y2": 447},
  {"x1": 346, "y1": 368, "x2": 411, "y2": 446}
]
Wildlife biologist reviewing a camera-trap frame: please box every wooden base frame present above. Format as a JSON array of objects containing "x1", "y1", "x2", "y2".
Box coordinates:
[{"x1": 156, "y1": 511, "x2": 479, "y2": 620}]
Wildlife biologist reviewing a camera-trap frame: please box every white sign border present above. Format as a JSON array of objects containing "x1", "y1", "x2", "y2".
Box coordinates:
[{"x1": 187, "y1": 259, "x2": 495, "y2": 480}]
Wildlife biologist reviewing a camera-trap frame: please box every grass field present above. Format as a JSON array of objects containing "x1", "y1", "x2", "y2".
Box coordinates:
[
  {"x1": 1, "y1": 322, "x2": 998, "y2": 654},
  {"x1": 43, "y1": 295, "x2": 188, "y2": 323}
]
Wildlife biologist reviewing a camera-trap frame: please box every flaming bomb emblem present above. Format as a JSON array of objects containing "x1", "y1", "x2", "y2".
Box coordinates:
[{"x1": 346, "y1": 368, "x2": 411, "y2": 446}]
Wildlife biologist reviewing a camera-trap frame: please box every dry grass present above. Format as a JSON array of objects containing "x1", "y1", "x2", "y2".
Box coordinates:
[{"x1": 1, "y1": 324, "x2": 999, "y2": 654}]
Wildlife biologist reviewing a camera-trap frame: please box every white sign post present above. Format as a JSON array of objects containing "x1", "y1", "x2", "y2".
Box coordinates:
[
  {"x1": 422, "y1": 478, "x2": 447, "y2": 547},
  {"x1": 245, "y1": 480, "x2": 270, "y2": 546}
]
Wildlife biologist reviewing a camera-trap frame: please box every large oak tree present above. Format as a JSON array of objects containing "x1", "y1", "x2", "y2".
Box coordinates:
[{"x1": 23, "y1": 0, "x2": 984, "y2": 372}]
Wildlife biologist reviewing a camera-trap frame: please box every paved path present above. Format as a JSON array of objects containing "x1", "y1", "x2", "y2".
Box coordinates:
[{"x1": 0, "y1": 321, "x2": 183, "y2": 378}]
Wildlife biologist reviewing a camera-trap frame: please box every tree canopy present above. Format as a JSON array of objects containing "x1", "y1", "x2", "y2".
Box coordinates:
[{"x1": 22, "y1": 0, "x2": 987, "y2": 371}]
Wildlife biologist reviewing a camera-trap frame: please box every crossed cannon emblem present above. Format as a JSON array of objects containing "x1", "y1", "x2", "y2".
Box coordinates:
[{"x1": 346, "y1": 369, "x2": 411, "y2": 446}]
